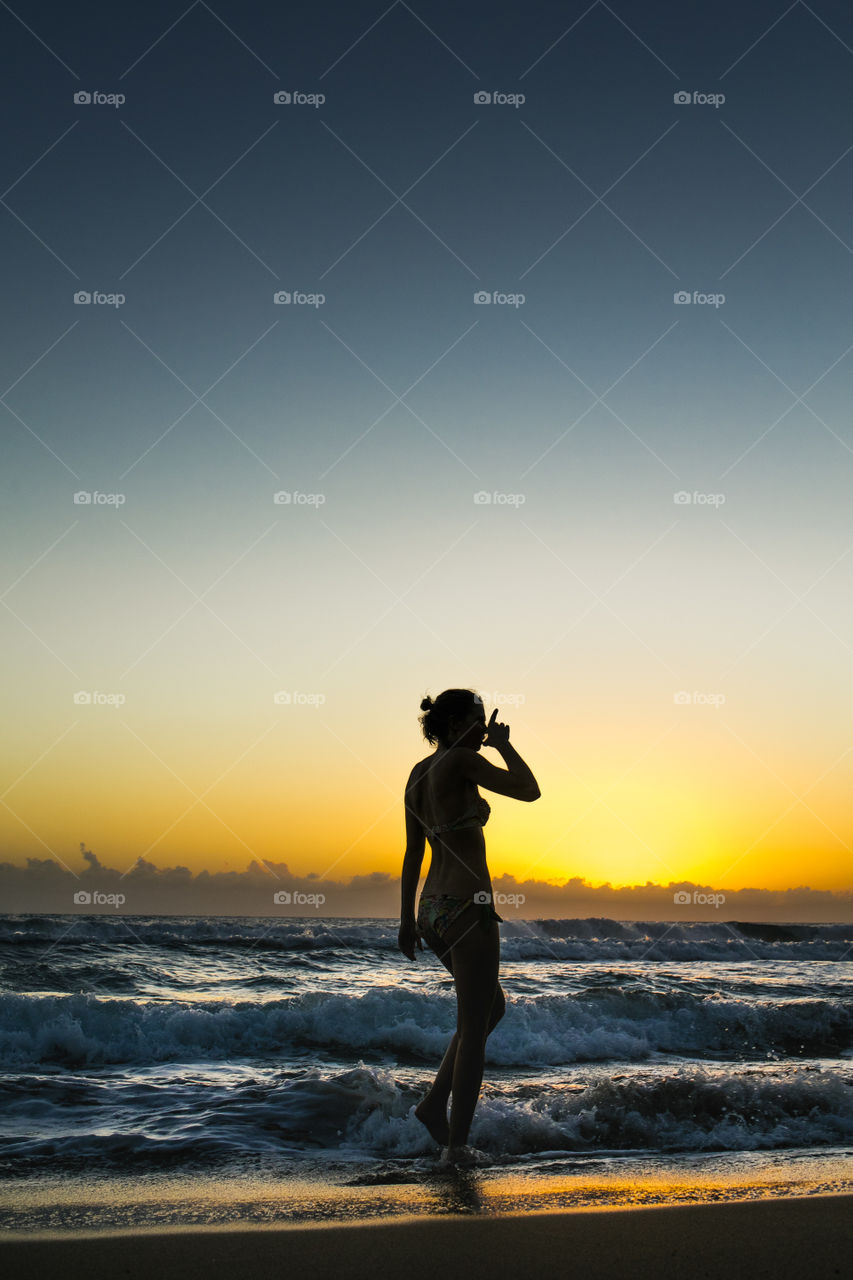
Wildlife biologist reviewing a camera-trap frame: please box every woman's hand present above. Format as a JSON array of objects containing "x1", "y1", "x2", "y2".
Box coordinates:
[
  {"x1": 398, "y1": 919, "x2": 424, "y2": 961},
  {"x1": 482, "y1": 708, "x2": 510, "y2": 750}
]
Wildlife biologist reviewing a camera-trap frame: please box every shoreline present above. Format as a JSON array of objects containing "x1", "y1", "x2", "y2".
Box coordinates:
[
  {"x1": 2, "y1": 1195, "x2": 851, "y2": 1279},
  {"x1": 2, "y1": 1146, "x2": 851, "y2": 1234}
]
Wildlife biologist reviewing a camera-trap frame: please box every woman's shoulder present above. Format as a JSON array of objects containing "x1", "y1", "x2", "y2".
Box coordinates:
[
  {"x1": 407, "y1": 756, "x2": 435, "y2": 785},
  {"x1": 407, "y1": 751, "x2": 457, "y2": 789},
  {"x1": 415, "y1": 754, "x2": 482, "y2": 797}
]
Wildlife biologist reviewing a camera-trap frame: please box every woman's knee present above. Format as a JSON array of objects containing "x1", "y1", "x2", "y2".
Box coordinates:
[
  {"x1": 457, "y1": 1021, "x2": 490, "y2": 1049},
  {"x1": 458, "y1": 996, "x2": 497, "y2": 1041}
]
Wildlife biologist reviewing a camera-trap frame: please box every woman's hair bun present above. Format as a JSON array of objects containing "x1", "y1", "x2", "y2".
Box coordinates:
[{"x1": 418, "y1": 688, "x2": 480, "y2": 746}]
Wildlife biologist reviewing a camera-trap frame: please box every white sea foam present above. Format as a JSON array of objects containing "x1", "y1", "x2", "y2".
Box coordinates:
[
  {"x1": 1, "y1": 985, "x2": 850, "y2": 1067},
  {"x1": 2, "y1": 1062, "x2": 851, "y2": 1168}
]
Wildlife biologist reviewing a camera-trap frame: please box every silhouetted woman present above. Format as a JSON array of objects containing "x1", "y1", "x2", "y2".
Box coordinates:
[{"x1": 398, "y1": 688, "x2": 540, "y2": 1163}]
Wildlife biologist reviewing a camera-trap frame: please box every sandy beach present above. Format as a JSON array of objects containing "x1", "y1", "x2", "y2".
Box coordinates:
[{"x1": 3, "y1": 1193, "x2": 850, "y2": 1280}]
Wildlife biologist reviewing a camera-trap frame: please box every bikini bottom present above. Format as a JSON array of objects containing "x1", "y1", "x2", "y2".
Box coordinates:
[{"x1": 417, "y1": 893, "x2": 503, "y2": 947}]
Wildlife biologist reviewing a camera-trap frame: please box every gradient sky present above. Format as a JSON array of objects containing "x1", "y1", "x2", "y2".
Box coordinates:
[{"x1": 2, "y1": 1, "x2": 852, "y2": 911}]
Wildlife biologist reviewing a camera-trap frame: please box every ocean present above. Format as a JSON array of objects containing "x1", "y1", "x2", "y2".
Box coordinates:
[{"x1": 1, "y1": 913, "x2": 851, "y2": 1230}]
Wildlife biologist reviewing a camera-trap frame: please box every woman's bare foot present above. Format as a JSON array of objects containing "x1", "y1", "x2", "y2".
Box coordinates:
[
  {"x1": 414, "y1": 1098, "x2": 450, "y2": 1146},
  {"x1": 437, "y1": 1144, "x2": 489, "y2": 1168}
]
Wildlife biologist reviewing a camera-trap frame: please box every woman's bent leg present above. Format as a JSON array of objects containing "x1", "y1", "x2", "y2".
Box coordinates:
[
  {"x1": 415, "y1": 920, "x2": 456, "y2": 1143},
  {"x1": 447, "y1": 1032, "x2": 487, "y2": 1148},
  {"x1": 421, "y1": 977, "x2": 505, "y2": 1123},
  {"x1": 445, "y1": 908, "x2": 500, "y2": 1149},
  {"x1": 416, "y1": 911, "x2": 505, "y2": 1149}
]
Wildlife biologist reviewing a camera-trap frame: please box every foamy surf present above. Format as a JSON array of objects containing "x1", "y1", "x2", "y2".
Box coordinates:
[{"x1": 1, "y1": 913, "x2": 850, "y2": 1181}]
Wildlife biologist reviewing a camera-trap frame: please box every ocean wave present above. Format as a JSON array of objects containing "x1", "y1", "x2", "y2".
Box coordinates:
[
  {"x1": 1, "y1": 985, "x2": 850, "y2": 1067},
  {"x1": 0, "y1": 915, "x2": 393, "y2": 953},
  {"x1": 1, "y1": 1063, "x2": 851, "y2": 1169},
  {"x1": 1, "y1": 914, "x2": 849, "y2": 961},
  {"x1": 503, "y1": 918, "x2": 853, "y2": 962},
  {"x1": 363, "y1": 1064, "x2": 853, "y2": 1159}
]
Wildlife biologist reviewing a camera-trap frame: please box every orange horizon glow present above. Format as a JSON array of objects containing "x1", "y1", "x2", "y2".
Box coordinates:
[{"x1": 2, "y1": 709, "x2": 850, "y2": 894}]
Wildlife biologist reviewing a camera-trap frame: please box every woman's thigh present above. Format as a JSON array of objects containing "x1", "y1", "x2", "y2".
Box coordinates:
[
  {"x1": 443, "y1": 905, "x2": 500, "y2": 1032},
  {"x1": 421, "y1": 920, "x2": 455, "y2": 974},
  {"x1": 421, "y1": 918, "x2": 505, "y2": 1025}
]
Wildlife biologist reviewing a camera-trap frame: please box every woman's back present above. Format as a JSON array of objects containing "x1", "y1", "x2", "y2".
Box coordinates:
[{"x1": 410, "y1": 753, "x2": 492, "y2": 898}]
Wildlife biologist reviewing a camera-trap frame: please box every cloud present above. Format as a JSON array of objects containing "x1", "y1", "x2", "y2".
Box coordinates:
[
  {"x1": 0, "y1": 850, "x2": 850, "y2": 920},
  {"x1": 80, "y1": 845, "x2": 103, "y2": 871},
  {"x1": 490, "y1": 871, "x2": 853, "y2": 921}
]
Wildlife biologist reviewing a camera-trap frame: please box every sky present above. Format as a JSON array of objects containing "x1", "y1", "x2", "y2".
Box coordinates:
[{"x1": 1, "y1": 1, "x2": 852, "y2": 918}]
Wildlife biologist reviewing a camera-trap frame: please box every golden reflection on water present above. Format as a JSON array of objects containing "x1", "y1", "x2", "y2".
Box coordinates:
[{"x1": 4, "y1": 1152, "x2": 850, "y2": 1232}]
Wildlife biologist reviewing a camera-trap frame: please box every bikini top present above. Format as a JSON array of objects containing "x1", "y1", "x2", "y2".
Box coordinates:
[{"x1": 424, "y1": 794, "x2": 490, "y2": 838}]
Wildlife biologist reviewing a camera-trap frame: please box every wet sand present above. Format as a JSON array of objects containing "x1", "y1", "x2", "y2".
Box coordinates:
[{"x1": 2, "y1": 1192, "x2": 850, "y2": 1279}]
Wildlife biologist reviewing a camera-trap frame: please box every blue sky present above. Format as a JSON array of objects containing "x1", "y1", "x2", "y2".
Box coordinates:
[{"x1": 1, "y1": 1, "x2": 852, "y2": 909}]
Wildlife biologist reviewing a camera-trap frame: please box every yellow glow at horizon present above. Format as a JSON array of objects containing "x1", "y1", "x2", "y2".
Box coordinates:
[{"x1": 1, "y1": 715, "x2": 850, "y2": 893}]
